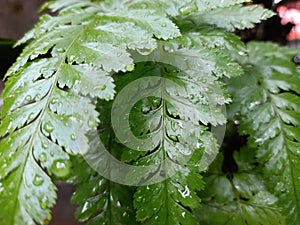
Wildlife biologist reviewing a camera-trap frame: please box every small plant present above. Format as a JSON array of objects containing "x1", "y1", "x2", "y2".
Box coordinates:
[{"x1": 0, "y1": 0, "x2": 299, "y2": 224}]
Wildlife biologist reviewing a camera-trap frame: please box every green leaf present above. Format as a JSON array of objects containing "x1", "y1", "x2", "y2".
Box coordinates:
[
  {"x1": 197, "y1": 148, "x2": 285, "y2": 225},
  {"x1": 71, "y1": 157, "x2": 138, "y2": 225},
  {"x1": 186, "y1": 5, "x2": 275, "y2": 31},
  {"x1": 114, "y1": 44, "x2": 230, "y2": 224},
  {"x1": 227, "y1": 41, "x2": 300, "y2": 224}
]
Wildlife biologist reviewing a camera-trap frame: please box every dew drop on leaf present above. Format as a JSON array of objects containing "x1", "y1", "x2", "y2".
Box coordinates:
[
  {"x1": 88, "y1": 117, "x2": 97, "y2": 128},
  {"x1": 50, "y1": 98, "x2": 58, "y2": 104},
  {"x1": 100, "y1": 84, "x2": 106, "y2": 90},
  {"x1": 43, "y1": 121, "x2": 54, "y2": 134},
  {"x1": 28, "y1": 113, "x2": 35, "y2": 120},
  {"x1": 125, "y1": 63, "x2": 135, "y2": 71},
  {"x1": 69, "y1": 55, "x2": 75, "y2": 61},
  {"x1": 81, "y1": 202, "x2": 89, "y2": 213},
  {"x1": 33, "y1": 174, "x2": 44, "y2": 186},
  {"x1": 42, "y1": 141, "x2": 48, "y2": 149},
  {"x1": 70, "y1": 134, "x2": 76, "y2": 140},
  {"x1": 39, "y1": 195, "x2": 49, "y2": 209},
  {"x1": 169, "y1": 135, "x2": 178, "y2": 142},
  {"x1": 50, "y1": 160, "x2": 71, "y2": 178},
  {"x1": 161, "y1": 23, "x2": 167, "y2": 27},
  {"x1": 56, "y1": 48, "x2": 64, "y2": 53},
  {"x1": 25, "y1": 95, "x2": 32, "y2": 101},
  {"x1": 38, "y1": 153, "x2": 47, "y2": 162}
]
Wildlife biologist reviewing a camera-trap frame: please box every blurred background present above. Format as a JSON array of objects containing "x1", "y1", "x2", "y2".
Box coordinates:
[{"x1": 1, "y1": 0, "x2": 300, "y2": 224}]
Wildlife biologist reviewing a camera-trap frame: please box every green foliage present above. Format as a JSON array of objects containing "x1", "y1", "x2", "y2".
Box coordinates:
[
  {"x1": 1, "y1": 0, "x2": 299, "y2": 225},
  {"x1": 227, "y1": 42, "x2": 300, "y2": 224}
]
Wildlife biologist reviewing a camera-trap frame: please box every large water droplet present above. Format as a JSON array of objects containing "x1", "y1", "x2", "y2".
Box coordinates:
[
  {"x1": 125, "y1": 63, "x2": 135, "y2": 71},
  {"x1": 50, "y1": 160, "x2": 71, "y2": 178},
  {"x1": 33, "y1": 174, "x2": 44, "y2": 186}
]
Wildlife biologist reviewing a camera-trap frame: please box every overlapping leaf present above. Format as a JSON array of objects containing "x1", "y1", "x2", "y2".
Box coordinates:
[
  {"x1": 198, "y1": 147, "x2": 285, "y2": 225},
  {"x1": 114, "y1": 43, "x2": 233, "y2": 224},
  {"x1": 185, "y1": 5, "x2": 274, "y2": 31},
  {"x1": 227, "y1": 41, "x2": 300, "y2": 224}
]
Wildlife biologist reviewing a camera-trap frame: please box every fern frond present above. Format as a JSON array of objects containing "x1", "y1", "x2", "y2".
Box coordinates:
[
  {"x1": 198, "y1": 148, "x2": 285, "y2": 225},
  {"x1": 186, "y1": 5, "x2": 274, "y2": 31},
  {"x1": 227, "y1": 41, "x2": 300, "y2": 224},
  {"x1": 113, "y1": 43, "x2": 232, "y2": 224},
  {"x1": 70, "y1": 157, "x2": 138, "y2": 225}
]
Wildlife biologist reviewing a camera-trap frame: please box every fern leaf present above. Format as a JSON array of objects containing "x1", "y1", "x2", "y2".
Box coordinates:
[
  {"x1": 186, "y1": 5, "x2": 275, "y2": 31},
  {"x1": 227, "y1": 41, "x2": 300, "y2": 224},
  {"x1": 113, "y1": 43, "x2": 231, "y2": 224},
  {"x1": 70, "y1": 157, "x2": 138, "y2": 225},
  {"x1": 198, "y1": 148, "x2": 285, "y2": 225}
]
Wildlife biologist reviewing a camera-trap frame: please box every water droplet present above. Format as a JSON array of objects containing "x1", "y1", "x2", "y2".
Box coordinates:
[
  {"x1": 50, "y1": 98, "x2": 58, "y2": 104},
  {"x1": 43, "y1": 122, "x2": 54, "y2": 134},
  {"x1": 249, "y1": 101, "x2": 261, "y2": 110},
  {"x1": 106, "y1": 94, "x2": 112, "y2": 100},
  {"x1": 25, "y1": 194, "x2": 30, "y2": 199},
  {"x1": 179, "y1": 185, "x2": 190, "y2": 198},
  {"x1": 116, "y1": 201, "x2": 121, "y2": 207},
  {"x1": 136, "y1": 48, "x2": 154, "y2": 56},
  {"x1": 70, "y1": 134, "x2": 76, "y2": 140},
  {"x1": 189, "y1": 94, "x2": 195, "y2": 100},
  {"x1": 179, "y1": 5, "x2": 195, "y2": 15},
  {"x1": 125, "y1": 63, "x2": 135, "y2": 71},
  {"x1": 42, "y1": 141, "x2": 48, "y2": 149},
  {"x1": 100, "y1": 85, "x2": 106, "y2": 90},
  {"x1": 181, "y1": 212, "x2": 186, "y2": 218},
  {"x1": 50, "y1": 160, "x2": 71, "y2": 178},
  {"x1": 161, "y1": 23, "x2": 167, "y2": 27},
  {"x1": 28, "y1": 113, "x2": 35, "y2": 120},
  {"x1": 25, "y1": 95, "x2": 32, "y2": 101},
  {"x1": 38, "y1": 153, "x2": 47, "y2": 162},
  {"x1": 39, "y1": 196, "x2": 49, "y2": 209},
  {"x1": 141, "y1": 106, "x2": 150, "y2": 114},
  {"x1": 88, "y1": 118, "x2": 96, "y2": 128},
  {"x1": 33, "y1": 174, "x2": 44, "y2": 186},
  {"x1": 169, "y1": 135, "x2": 178, "y2": 142},
  {"x1": 234, "y1": 120, "x2": 240, "y2": 125},
  {"x1": 69, "y1": 55, "x2": 75, "y2": 62},
  {"x1": 56, "y1": 48, "x2": 64, "y2": 53},
  {"x1": 81, "y1": 202, "x2": 89, "y2": 213}
]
